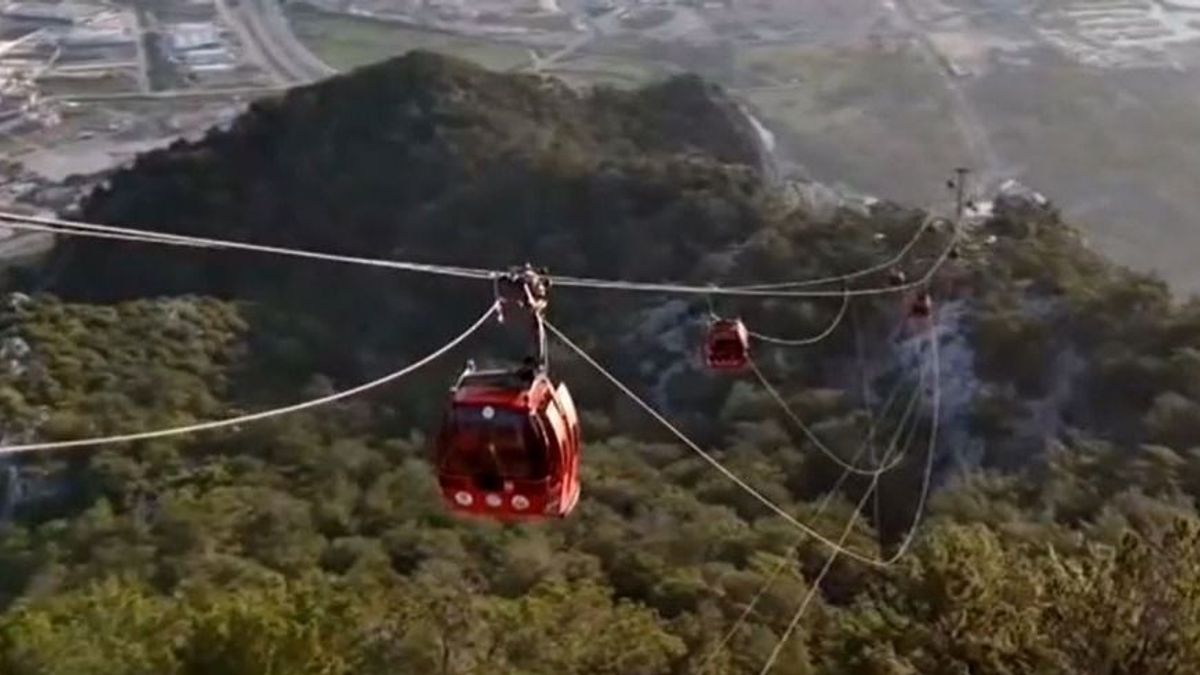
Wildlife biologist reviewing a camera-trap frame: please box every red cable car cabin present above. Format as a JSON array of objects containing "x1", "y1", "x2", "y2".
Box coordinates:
[
  {"x1": 910, "y1": 293, "x2": 933, "y2": 319},
  {"x1": 705, "y1": 318, "x2": 750, "y2": 371},
  {"x1": 434, "y1": 368, "x2": 581, "y2": 521}
]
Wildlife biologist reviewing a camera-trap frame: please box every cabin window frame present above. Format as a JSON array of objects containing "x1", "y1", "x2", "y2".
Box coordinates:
[{"x1": 437, "y1": 403, "x2": 551, "y2": 482}]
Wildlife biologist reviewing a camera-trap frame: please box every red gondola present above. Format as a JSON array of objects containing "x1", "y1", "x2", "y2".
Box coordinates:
[
  {"x1": 434, "y1": 365, "x2": 581, "y2": 521},
  {"x1": 910, "y1": 292, "x2": 933, "y2": 319},
  {"x1": 432, "y1": 264, "x2": 582, "y2": 521},
  {"x1": 705, "y1": 318, "x2": 750, "y2": 371}
]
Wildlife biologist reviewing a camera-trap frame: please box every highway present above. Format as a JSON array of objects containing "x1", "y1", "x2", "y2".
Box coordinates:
[
  {"x1": 249, "y1": 0, "x2": 336, "y2": 81},
  {"x1": 511, "y1": 5, "x2": 634, "y2": 74},
  {"x1": 216, "y1": 0, "x2": 335, "y2": 86},
  {"x1": 131, "y1": 4, "x2": 151, "y2": 92},
  {"x1": 48, "y1": 86, "x2": 288, "y2": 103},
  {"x1": 214, "y1": 0, "x2": 287, "y2": 83}
]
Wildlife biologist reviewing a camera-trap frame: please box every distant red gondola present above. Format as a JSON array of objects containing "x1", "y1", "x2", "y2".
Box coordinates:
[
  {"x1": 910, "y1": 292, "x2": 933, "y2": 319},
  {"x1": 434, "y1": 366, "x2": 581, "y2": 521},
  {"x1": 705, "y1": 318, "x2": 750, "y2": 371}
]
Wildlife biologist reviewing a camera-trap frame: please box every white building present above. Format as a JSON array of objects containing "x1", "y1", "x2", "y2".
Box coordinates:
[
  {"x1": 165, "y1": 22, "x2": 221, "y2": 52},
  {"x1": 0, "y1": 2, "x2": 79, "y2": 25},
  {"x1": 180, "y1": 46, "x2": 233, "y2": 66},
  {"x1": 60, "y1": 27, "x2": 136, "y2": 47}
]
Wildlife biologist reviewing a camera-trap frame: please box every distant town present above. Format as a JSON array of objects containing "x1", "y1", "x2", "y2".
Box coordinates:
[{"x1": 0, "y1": 0, "x2": 814, "y2": 220}]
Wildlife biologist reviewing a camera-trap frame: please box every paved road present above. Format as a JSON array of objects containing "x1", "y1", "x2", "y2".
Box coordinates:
[
  {"x1": 512, "y1": 6, "x2": 629, "y2": 74},
  {"x1": 217, "y1": 0, "x2": 335, "y2": 86},
  {"x1": 48, "y1": 86, "x2": 287, "y2": 103},
  {"x1": 131, "y1": 6, "x2": 151, "y2": 92},
  {"x1": 254, "y1": 0, "x2": 336, "y2": 80},
  {"x1": 521, "y1": 31, "x2": 594, "y2": 73},
  {"x1": 214, "y1": 0, "x2": 285, "y2": 83}
]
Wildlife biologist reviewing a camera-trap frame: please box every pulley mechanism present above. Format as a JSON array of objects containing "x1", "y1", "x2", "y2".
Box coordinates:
[{"x1": 493, "y1": 263, "x2": 551, "y2": 373}]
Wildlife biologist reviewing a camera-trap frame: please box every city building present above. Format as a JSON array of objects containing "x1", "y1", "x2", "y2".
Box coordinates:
[
  {"x1": 178, "y1": 45, "x2": 235, "y2": 71},
  {"x1": 165, "y1": 22, "x2": 221, "y2": 52},
  {"x1": 60, "y1": 27, "x2": 136, "y2": 48},
  {"x1": 0, "y1": 2, "x2": 79, "y2": 25}
]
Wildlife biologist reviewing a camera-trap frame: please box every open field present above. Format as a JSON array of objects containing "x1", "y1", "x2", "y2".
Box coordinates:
[
  {"x1": 542, "y1": 53, "x2": 665, "y2": 88},
  {"x1": 970, "y1": 61, "x2": 1200, "y2": 292},
  {"x1": 736, "y1": 43, "x2": 971, "y2": 206},
  {"x1": 288, "y1": 8, "x2": 531, "y2": 72},
  {"x1": 735, "y1": 40, "x2": 1200, "y2": 293}
]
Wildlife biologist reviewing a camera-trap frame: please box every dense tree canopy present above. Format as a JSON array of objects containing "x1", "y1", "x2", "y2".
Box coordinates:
[{"x1": 0, "y1": 52, "x2": 1197, "y2": 673}]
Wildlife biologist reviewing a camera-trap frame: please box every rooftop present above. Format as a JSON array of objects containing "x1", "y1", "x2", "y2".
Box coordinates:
[
  {"x1": 165, "y1": 22, "x2": 221, "y2": 51},
  {"x1": 0, "y1": 2, "x2": 90, "y2": 22}
]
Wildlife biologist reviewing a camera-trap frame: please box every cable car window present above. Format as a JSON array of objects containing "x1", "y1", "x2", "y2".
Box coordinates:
[
  {"x1": 442, "y1": 405, "x2": 548, "y2": 481},
  {"x1": 710, "y1": 338, "x2": 744, "y2": 360},
  {"x1": 708, "y1": 328, "x2": 748, "y2": 364},
  {"x1": 540, "y1": 399, "x2": 564, "y2": 453}
]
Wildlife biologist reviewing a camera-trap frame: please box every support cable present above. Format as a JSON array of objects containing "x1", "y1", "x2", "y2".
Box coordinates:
[
  {"x1": 748, "y1": 359, "x2": 917, "y2": 476},
  {"x1": 745, "y1": 288, "x2": 851, "y2": 347},
  {"x1": 0, "y1": 302, "x2": 499, "y2": 455},
  {"x1": 0, "y1": 210, "x2": 959, "y2": 300},
  {"x1": 697, "y1": 359, "x2": 927, "y2": 672},
  {"x1": 0, "y1": 210, "x2": 496, "y2": 280},
  {"x1": 547, "y1": 320, "x2": 941, "y2": 568},
  {"x1": 732, "y1": 214, "x2": 941, "y2": 290}
]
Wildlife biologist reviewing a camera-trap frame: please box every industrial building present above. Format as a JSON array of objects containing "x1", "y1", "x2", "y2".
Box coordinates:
[
  {"x1": 165, "y1": 21, "x2": 221, "y2": 51},
  {"x1": 60, "y1": 27, "x2": 136, "y2": 48},
  {"x1": 0, "y1": 2, "x2": 83, "y2": 25},
  {"x1": 164, "y1": 22, "x2": 236, "y2": 73}
]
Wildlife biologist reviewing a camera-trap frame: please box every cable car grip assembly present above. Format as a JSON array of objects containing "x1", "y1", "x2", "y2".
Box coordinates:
[{"x1": 493, "y1": 263, "x2": 551, "y2": 373}]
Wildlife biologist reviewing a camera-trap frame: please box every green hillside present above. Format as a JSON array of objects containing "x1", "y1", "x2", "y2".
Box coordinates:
[{"x1": 0, "y1": 52, "x2": 1197, "y2": 674}]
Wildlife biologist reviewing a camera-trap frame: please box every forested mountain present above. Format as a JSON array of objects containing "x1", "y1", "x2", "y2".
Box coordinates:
[{"x1": 0, "y1": 51, "x2": 1198, "y2": 674}]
